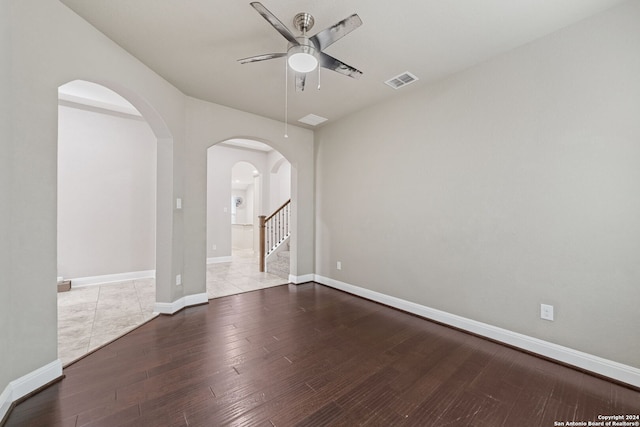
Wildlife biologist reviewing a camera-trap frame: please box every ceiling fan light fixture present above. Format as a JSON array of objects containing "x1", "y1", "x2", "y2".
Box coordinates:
[{"x1": 287, "y1": 44, "x2": 318, "y2": 73}]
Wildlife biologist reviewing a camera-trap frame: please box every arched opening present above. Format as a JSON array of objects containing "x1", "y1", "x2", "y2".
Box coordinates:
[
  {"x1": 206, "y1": 138, "x2": 291, "y2": 298},
  {"x1": 56, "y1": 80, "x2": 170, "y2": 364}
]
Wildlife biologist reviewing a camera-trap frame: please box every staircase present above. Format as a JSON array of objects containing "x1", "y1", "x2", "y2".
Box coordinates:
[
  {"x1": 259, "y1": 199, "x2": 291, "y2": 280},
  {"x1": 266, "y1": 240, "x2": 290, "y2": 280}
]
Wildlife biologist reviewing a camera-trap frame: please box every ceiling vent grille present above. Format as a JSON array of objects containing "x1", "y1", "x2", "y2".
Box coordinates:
[
  {"x1": 385, "y1": 72, "x2": 419, "y2": 89},
  {"x1": 298, "y1": 114, "x2": 328, "y2": 126}
]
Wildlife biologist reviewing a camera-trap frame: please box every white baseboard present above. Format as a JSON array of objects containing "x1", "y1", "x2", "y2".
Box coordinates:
[
  {"x1": 0, "y1": 384, "x2": 11, "y2": 424},
  {"x1": 0, "y1": 359, "x2": 63, "y2": 422},
  {"x1": 70, "y1": 270, "x2": 155, "y2": 287},
  {"x1": 154, "y1": 292, "x2": 208, "y2": 315},
  {"x1": 289, "y1": 273, "x2": 314, "y2": 284},
  {"x1": 314, "y1": 275, "x2": 640, "y2": 389},
  {"x1": 207, "y1": 256, "x2": 233, "y2": 264}
]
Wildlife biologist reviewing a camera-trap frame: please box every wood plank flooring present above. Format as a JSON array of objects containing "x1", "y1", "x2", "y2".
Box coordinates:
[{"x1": 5, "y1": 283, "x2": 639, "y2": 426}]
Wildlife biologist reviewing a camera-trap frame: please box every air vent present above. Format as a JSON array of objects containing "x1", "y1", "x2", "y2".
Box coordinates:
[
  {"x1": 384, "y1": 72, "x2": 419, "y2": 89},
  {"x1": 298, "y1": 114, "x2": 328, "y2": 126}
]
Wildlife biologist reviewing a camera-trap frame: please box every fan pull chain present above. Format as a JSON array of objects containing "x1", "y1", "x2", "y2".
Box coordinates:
[
  {"x1": 284, "y1": 59, "x2": 288, "y2": 138},
  {"x1": 318, "y1": 66, "x2": 321, "y2": 90}
]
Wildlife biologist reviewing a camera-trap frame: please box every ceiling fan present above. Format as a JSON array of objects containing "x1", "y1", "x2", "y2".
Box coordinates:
[{"x1": 238, "y1": 2, "x2": 363, "y2": 91}]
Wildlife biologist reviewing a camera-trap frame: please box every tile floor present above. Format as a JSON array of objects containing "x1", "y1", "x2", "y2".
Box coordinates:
[
  {"x1": 57, "y1": 278, "x2": 156, "y2": 366},
  {"x1": 57, "y1": 250, "x2": 288, "y2": 365}
]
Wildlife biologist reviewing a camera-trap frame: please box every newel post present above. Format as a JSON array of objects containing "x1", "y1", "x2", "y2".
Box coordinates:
[{"x1": 259, "y1": 215, "x2": 266, "y2": 272}]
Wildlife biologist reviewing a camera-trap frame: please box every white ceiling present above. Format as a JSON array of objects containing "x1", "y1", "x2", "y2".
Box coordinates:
[{"x1": 59, "y1": 0, "x2": 625, "y2": 129}]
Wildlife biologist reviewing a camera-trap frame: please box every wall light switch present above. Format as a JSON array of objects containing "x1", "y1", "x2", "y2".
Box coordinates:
[
  {"x1": 176, "y1": 198, "x2": 182, "y2": 209},
  {"x1": 176, "y1": 274, "x2": 182, "y2": 286},
  {"x1": 337, "y1": 261, "x2": 342, "y2": 270},
  {"x1": 212, "y1": 244, "x2": 217, "y2": 250},
  {"x1": 540, "y1": 303, "x2": 554, "y2": 321}
]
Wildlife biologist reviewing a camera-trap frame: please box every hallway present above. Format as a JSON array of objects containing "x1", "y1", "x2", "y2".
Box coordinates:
[{"x1": 58, "y1": 250, "x2": 288, "y2": 365}]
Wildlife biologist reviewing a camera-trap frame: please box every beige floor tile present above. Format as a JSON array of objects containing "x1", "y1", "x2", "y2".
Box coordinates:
[
  {"x1": 207, "y1": 281, "x2": 244, "y2": 299},
  {"x1": 88, "y1": 331, "x2": 127, "y2": 351},
  {"x1": 97, "y1": 280, "x2": 136, "y2": 292},
  {"x1": 58, "y1": 324, "x2": 94, "y2": 342},
  {"x1": 91, "y1": 313, "x2": 145, "y2": 337},
  {"x1": 58, "y1": 339, "x2": 91, "y2": 365},
  {"x1": 57, "y1": 286, "x2": 99, "y2": 306},
  {"x1": 231, "y1": 278, "x2": 266, "y2": 292},
  {"x1": 93, "y1": 306, "x2": 142, "y2": 322},
  {"x1": 142, "y1": 312, "x2": 159, "y2": 322},
  {"x1": 58, "y1": 302, "x2": 97, "y2": 321}
]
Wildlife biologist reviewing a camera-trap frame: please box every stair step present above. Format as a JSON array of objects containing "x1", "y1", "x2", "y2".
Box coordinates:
[
  {"x1": 267, "y1": 249, "x2": 290, "y2": 280},
  {"x1": 267, "y1": 264, "x2": 289, "y2": 280},
  {"x1": 266, "y1": 236, "x2": 290, "y2": 280}
]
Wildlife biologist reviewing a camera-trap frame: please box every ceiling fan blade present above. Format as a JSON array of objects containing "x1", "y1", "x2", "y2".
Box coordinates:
[
  {"x1": 295, "y1": 73, "x2": 306, "y2": 92},
  {"x1": 310, "y1": 14, "x2": 362, "y2": 51},
  {"x1": 319, "y1": 52, "x2": 363, "y2": 79},
  {"x1": 238, "y1": 52, "x2": 286, "y2": 64},
  {"x1": 250, "y1": 2, "x2": 299, "y2": 46}
]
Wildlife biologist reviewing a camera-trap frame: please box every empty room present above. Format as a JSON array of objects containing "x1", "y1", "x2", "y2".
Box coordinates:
[{"x1": 1, "y1": 0, "x2": 639, "y2": 425}]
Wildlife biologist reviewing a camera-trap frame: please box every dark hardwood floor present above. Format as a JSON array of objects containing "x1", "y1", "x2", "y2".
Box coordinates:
[{"x1": 5, "y1": 283, "x2": 639, "y2": 426}]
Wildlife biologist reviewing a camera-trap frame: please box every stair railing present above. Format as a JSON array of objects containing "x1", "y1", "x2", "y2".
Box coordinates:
[{"x1": 259, "y1": 199, "x2": 291, "y2": 272}]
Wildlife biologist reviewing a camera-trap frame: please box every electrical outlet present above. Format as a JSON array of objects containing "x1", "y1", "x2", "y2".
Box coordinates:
[
  {"x1": 540, "y1": 304, "x2": 554, "y2": 321},
  {"x1": 176, "y1": 274, "x2": 182, "y2": 286},
  {"x1": 212, "y1": 244, "x2": 217, "y2": 250},
  {"x1": 337, "y1": 261, "x2": 342, "y2": 270}
]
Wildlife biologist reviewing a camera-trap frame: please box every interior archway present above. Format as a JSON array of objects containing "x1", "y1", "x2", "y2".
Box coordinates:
[
  {"x1": 205, "y1": 138, "x2": 292, "y2": 299},
  {"x1": 56, "y1": 79, "x2": 172, "y2": 364}
]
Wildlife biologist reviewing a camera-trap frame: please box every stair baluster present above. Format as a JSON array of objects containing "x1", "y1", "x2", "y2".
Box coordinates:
[{"x1": 259, "y1": 199, "x2": 291, "y2": 272}]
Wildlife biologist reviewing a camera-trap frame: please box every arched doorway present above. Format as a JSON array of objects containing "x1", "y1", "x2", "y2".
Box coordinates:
[
  {"x1": 56, "y1": 80, "x2": 171, "y2": 364},
  {"x1": 205, "y1": 139, "x2": 291, "y2": 298}
]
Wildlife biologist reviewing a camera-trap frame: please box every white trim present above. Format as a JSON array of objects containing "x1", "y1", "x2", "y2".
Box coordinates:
[
  {"x1": 207, "y1": 256, "x2": 233, "y2": 264},
  {"x1": 185, "y1": 293, "x2": 209, "y2": 307},
  {"x1": 0, "y1": 359, "x2": 63, "y2": 421},
  {"x1": 289, "y1": 273, "x2": 314, "y2": 285},
  {"x1": 10, "y1": 360, "x2": 63, "y2": 400},
  {"x1": 153, "y1": 292, "x2": 208, "y2": 315},
  {"x1": 314, "y1": 275, "x2": 640, "y2": 389},
  {"x1": 0, "y1": 384, "x2": 11, "y2": 423},
  {"x1": 70, "y1": 270, "x2": 155, "y2": 287}
]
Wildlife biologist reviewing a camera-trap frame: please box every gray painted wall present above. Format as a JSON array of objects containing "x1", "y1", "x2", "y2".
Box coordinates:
[
  {"x1": 0, "y1": 0, "x2": 12, "y2": 390},
  {"x1": 268, "y1": 151, "x2": 292, "y2": 213},
  {"x1": 316, "y1": 1, "x2": 640, "y2": 368},
  {"x1": 57, "y1": 104, "x2": 156, "y2": 279}
]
